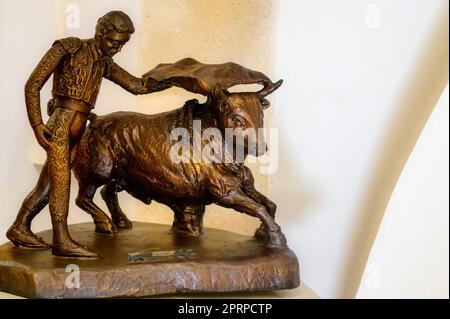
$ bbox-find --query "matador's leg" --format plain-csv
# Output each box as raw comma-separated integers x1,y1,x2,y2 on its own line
6,161,51,248
48,108,97,258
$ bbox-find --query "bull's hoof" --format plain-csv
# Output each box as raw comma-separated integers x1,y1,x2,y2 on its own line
266,230,287,250
52,242,98,258
172,224,203,237
6,225,51,249
95,221,118,234
113,216,133,229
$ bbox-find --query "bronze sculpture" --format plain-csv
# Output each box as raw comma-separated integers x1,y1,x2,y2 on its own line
0,10,300,298
6,11,171,257
72,58,286,255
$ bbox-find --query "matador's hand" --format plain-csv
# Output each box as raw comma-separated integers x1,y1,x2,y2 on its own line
33,123,51,151
146,77,173,93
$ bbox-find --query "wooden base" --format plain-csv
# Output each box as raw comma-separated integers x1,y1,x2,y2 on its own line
0,222,300,298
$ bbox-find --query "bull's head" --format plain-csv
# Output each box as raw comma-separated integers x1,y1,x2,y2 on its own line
144,58,283,159
211,79,283,159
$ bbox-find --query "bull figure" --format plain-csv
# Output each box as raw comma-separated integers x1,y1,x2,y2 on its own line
72,59,287,251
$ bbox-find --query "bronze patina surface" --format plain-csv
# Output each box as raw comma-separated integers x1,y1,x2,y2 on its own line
0,222,300,298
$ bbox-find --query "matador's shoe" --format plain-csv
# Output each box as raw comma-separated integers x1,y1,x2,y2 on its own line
6,225,51,249
52,240,99,258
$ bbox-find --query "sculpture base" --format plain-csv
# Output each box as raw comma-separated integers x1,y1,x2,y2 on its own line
0,222,300,298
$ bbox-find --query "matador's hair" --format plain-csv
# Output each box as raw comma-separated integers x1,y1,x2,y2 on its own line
95,11,135,37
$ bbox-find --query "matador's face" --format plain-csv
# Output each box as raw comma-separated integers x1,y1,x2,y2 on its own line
99,31,131,57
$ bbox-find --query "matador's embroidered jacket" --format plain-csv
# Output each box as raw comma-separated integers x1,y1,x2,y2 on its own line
25,37,151,127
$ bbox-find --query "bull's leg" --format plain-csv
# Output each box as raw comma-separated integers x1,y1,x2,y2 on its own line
244,189,276,218
171,203,205,236
244,188,277,240
215,191,286,249
100,182,132,229
191,205,206,235
240,166,277,239
76,182,118,234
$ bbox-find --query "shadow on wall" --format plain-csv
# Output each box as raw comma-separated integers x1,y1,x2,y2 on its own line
338,7,449,298
274,126,319,225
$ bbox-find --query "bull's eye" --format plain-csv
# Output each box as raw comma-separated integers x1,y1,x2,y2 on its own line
232,115,246,128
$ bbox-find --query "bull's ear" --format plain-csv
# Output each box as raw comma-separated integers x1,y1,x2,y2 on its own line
211,84,230,112
211,83,229,102
260,97,271,110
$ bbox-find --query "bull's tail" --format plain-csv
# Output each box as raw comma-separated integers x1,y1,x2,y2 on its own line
47,98,56,116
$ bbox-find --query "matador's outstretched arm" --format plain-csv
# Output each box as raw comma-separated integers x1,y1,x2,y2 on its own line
105,62,172,95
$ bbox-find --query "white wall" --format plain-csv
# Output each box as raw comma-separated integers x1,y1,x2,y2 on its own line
272,0,448,298
357,85,449,299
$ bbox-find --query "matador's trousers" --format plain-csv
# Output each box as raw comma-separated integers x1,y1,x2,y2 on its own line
12,107,88,231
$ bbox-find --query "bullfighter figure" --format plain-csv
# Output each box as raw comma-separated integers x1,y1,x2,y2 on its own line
6,11,171,257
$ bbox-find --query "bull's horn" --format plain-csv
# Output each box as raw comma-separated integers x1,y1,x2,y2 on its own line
259,79,283,97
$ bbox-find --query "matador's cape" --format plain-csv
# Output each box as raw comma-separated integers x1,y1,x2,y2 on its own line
142,58,274,95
